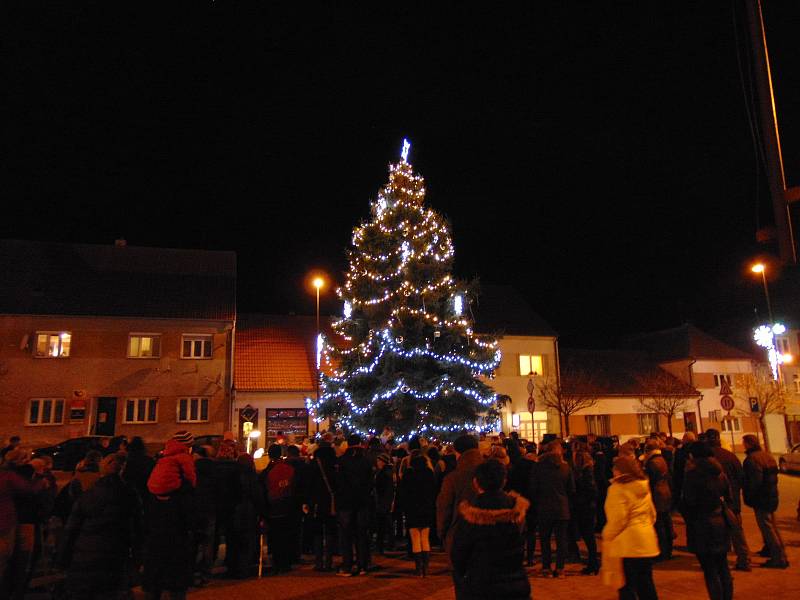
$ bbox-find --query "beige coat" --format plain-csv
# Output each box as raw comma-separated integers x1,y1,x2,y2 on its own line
601,476,659,558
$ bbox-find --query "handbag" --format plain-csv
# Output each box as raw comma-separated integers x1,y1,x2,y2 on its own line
317,458,336,516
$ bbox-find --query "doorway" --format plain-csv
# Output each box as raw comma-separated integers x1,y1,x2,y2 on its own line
684,411,698,433
95,397,117,436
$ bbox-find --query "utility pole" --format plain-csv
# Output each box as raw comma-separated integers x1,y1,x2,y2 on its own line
744,0,798,264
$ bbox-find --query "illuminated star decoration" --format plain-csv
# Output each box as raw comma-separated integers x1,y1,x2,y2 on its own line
401,138,411,162
753,323,788,380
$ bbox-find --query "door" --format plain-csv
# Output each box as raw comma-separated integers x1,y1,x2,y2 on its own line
95,397,117,436
684,411,697,432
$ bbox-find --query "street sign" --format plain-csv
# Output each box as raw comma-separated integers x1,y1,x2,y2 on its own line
749,397,760,413
720,395,735,411
719,379,733,396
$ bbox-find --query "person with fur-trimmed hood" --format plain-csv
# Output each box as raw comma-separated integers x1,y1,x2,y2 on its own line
451,460,530,600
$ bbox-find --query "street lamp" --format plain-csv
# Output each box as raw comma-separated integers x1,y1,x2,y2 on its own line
311,275,326,434
751,263,774,323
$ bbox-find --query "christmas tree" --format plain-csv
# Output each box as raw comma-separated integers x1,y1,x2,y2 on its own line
309,140,501,441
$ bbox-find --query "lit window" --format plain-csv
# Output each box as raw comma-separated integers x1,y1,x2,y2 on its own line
124,398,158,423
637,413,659,435
585,414,611,436
34,332,71,357
519,354,544,376
721,416,742,433
128,334,161,358
182,335,213,359
178,397,210,423
27,398,65,425
794,374,800,394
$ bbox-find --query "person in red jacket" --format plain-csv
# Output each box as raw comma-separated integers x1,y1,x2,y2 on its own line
147,431,197,497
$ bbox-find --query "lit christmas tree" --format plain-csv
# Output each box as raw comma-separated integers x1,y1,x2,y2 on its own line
308,140,501,440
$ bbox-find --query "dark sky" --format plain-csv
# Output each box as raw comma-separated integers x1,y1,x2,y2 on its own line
3,2,800,348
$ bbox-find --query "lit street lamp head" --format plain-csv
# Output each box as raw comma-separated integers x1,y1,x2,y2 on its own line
312,277,325,290
751,263,765,273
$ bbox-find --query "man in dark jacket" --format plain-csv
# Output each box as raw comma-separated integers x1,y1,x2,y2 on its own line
531,440,575,578
742,434,788,568
643,439,673,560
436,435,484,596
706,428,750,570
59,453,142,599
373,453,395,554
451,460,530,600
335,434,373,576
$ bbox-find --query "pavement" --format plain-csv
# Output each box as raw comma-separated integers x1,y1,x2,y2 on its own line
27,471,800,599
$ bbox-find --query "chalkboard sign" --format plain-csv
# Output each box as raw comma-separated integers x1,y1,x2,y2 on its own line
266,408,308,443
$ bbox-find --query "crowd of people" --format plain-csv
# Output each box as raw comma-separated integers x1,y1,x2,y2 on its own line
0,425,794,600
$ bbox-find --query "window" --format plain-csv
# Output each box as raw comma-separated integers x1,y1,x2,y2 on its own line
27,398,65,425
585,414,611,436
519,354,544,376
178,397,209,423
777,337,790,354
124,398,158,423
794,373,800,394
637,413,659,435
713,374,732,388
182,335,213,359
128,334,161,358
721,416,742,433
34,332,71,357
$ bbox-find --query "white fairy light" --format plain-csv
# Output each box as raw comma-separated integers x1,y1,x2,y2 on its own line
343,301,352,319
454,294,463,316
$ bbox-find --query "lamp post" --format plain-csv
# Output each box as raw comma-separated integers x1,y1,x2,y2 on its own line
751,263,774,323
312,276,325,434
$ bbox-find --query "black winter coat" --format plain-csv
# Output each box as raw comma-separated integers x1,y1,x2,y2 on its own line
399,466,436,528
374,464,395,514
573,464,598,512
306,458,337,518
336,448,373,510
531,453,574,522
711,445,744,513
680,457,732,555
644,452,672,513
451,491,531,600
743,447,779,512
60,474,142,593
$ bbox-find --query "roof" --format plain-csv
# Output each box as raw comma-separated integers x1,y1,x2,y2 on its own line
472,284,557,337
235,314,333,392
621,324,756,362
0,239,236,321
559,349,699,396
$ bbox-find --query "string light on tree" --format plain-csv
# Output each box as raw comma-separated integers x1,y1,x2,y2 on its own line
754,322,791,380
307,139,500,440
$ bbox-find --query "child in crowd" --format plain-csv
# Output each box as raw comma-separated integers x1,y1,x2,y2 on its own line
147,430,197,497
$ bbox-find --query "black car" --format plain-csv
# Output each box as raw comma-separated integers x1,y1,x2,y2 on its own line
33,435,127,471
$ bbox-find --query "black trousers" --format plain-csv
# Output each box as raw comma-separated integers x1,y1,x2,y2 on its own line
619,557,658,600
538,518,568,570
576,510,599,568
697,552,733,600
338,508,370,571
654,511,673,559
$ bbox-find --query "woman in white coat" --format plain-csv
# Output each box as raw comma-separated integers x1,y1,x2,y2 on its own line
601,454,660,600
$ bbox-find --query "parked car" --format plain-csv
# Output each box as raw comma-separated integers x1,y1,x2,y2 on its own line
778,443,800,474
33,435,126,471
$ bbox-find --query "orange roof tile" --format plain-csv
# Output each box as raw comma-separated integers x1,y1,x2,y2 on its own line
235,314,332,392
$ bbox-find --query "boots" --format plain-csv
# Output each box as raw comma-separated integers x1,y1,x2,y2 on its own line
413,553,422,576
421,551,430,577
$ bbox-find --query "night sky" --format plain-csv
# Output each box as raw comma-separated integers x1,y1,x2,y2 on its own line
4,2,800,349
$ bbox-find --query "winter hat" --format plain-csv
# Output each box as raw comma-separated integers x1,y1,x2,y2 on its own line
173,430,194,446
377,453,391,465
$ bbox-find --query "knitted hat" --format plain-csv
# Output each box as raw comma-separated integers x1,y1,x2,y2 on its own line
377,453,391,465
173,430,194,446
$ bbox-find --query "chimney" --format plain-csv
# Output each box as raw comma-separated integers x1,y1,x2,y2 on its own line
114,239,127,247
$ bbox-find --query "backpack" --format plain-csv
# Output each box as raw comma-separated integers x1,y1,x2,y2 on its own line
266,461,295,503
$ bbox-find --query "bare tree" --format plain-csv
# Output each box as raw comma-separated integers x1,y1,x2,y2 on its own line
538,371,600,437
636,369,698,438
733,371,787,453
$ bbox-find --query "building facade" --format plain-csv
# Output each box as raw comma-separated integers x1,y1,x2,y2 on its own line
232,314,320,449
0,240,236,446
473,285,559,442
